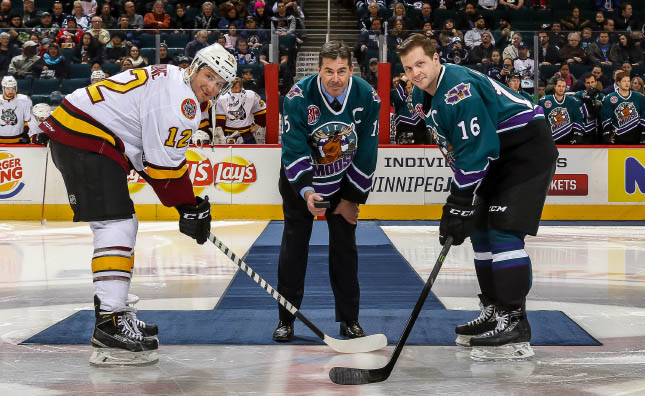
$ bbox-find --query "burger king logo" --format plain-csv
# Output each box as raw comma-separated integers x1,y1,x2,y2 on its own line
0,151,25,199
127,169,147,194
213,156,257,194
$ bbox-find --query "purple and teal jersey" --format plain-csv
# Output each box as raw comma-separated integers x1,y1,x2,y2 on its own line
538,94,584,142
600,90,645,136
281,74,381,204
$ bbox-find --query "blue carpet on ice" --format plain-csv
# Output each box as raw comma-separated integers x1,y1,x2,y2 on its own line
23,221,600,346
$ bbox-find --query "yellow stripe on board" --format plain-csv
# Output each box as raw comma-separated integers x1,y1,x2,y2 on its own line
91,256,133,273
4,204,645,221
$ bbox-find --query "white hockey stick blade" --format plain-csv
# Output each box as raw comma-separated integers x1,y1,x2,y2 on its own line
323,333,388,354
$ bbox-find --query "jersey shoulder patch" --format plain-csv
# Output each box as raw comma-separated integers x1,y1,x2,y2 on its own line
286,84,304,100
444,82,471,105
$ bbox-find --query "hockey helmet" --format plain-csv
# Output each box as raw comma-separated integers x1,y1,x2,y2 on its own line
32,103,52,122
188,43,237,97
91,70,106,83
2,75,17,96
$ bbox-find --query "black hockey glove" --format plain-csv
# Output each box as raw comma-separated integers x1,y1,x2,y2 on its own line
570,130,583,145
176,196,211,245
31,133,50,146
439,186,476,246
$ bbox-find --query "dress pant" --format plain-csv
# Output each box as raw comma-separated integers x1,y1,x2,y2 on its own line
277,168,360,323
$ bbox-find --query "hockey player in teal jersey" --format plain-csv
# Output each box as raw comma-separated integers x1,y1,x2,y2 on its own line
538,78,585,144
272,42,381,342
600,71,645,145
391,77,428,144
399,34,558,360
573,73,605,144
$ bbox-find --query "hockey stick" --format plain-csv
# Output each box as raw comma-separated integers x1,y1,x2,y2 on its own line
207,232,388,354
329,236,453,385
40,144,50,225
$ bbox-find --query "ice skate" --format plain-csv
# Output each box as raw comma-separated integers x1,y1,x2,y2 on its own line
469,307,534,361
125,294,159,338
455,294,497,347
90,296,159,366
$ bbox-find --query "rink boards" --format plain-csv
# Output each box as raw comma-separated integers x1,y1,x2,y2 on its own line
0,144,643,220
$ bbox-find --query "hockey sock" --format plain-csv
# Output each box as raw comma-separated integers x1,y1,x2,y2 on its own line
489,229,532,309
471,229,496,302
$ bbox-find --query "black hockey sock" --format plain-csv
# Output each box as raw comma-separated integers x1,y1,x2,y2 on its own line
489,230,532,309
471,229,497,302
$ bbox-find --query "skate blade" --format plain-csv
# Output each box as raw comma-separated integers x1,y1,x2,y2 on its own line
470,342,534,361
455,335,472,347
89,348,159,366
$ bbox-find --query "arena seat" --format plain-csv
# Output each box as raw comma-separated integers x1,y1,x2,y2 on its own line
61,78,90,95
101,63,121,77
68,63,92,78
162,33,189,49
17,77,32,96
31,78,60,95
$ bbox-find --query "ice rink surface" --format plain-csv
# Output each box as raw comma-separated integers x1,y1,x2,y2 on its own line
1,220,644,396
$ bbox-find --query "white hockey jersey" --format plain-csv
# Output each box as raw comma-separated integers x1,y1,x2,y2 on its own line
0,93,31,142
39,64,204,207
214,89,266,133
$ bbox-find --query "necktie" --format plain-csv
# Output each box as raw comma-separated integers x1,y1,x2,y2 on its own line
330,98,342,112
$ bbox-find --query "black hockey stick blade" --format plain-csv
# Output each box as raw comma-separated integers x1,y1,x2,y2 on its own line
329,236,454,385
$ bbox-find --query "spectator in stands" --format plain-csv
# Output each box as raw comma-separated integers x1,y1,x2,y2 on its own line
124,1,143,30
218,4,244,30
29,34,46,57
387,19,408,50
363,57,378,89
536,80,545,100
175,55,190,69
127,45,147,67
491,54,513,83
0,0,11,29
99,3,115,29
229,0,249,21
587,31,613,67
493,16,513,50
484,48,502,77
0,33,18,78
596,0,619,13
185,30,209,59
358,18,381,67
591,65,611,89
72,32,103,64
194,2,218,30
630,76,644,94
413,2,436,32
464,15,494,49
591,10,605,31
537,31,560,67
561,6,589,31
34,12,60,42
8,40,41,78
514,42,533,79
158,42,174,65
144,1,170,34
502,32,522,61
51,2,67,28
88,15,110,45
171,3,194,36
104,31,128,63
601,67,622,94
614,2,638,32
560,32,589,65
234,37,256,64
56,17,82,46
439,19,463,47
115,15,140,48
252,1,270,30
241,67,260,92
498,0,524,12
90,61,101,73
359,1,384,32
477,0,498,12
621,61,632,77
241,16,268,50
80,0,97,17
119,56,133,71
602,18,617,42
22,0,41,28
549,21,567,49
610,34,643,66
445,37,470,65
456,2,477,31
64,1,91,30
387,2,407,29
581,27,594,51
470,30,494,66
39,42,68,78
422,21,435,39
271,1,296,39
8,14,30,48
546,63,576,93
356,0,386,20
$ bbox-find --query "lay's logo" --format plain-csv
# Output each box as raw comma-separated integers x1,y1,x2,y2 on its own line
0,151,25,199
213,156,257,194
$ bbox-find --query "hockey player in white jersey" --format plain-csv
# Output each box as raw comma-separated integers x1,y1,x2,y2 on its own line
28,103,52,145
0,76,32,144
214,77,266,144
38,43,237,365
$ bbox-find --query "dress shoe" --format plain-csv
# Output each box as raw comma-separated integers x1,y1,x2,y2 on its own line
340,320,366,338
272,320,294,342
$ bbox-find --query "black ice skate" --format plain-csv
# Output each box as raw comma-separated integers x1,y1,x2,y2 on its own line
126,294,159,338
469,307,534,361
90,296,159,366
455,294,497,347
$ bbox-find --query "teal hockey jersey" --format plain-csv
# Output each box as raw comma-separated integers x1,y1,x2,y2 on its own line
281,74,381,204
538,94,584,142
573,89,604,136
391,83,421,127
410,63,551,191
600,90,645,144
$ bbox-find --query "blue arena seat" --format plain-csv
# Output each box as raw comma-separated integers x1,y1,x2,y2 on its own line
61,78,90,95
30,94,49,105
17,77,32,96
101,63,121,77
31,78,61,95
162,33,189,49
68,63,92,78
141,48,156,63
139,33,157,48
